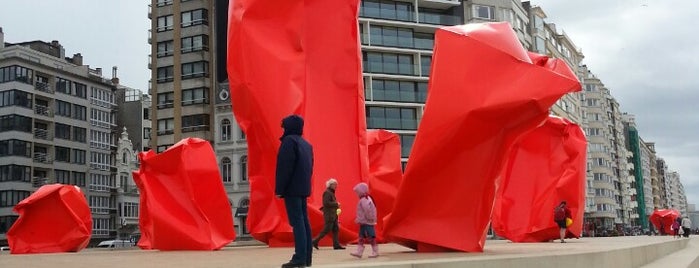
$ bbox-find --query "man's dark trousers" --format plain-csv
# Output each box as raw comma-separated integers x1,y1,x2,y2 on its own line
284,196,312,265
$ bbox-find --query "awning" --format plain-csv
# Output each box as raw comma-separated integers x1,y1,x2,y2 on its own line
235,207,248,217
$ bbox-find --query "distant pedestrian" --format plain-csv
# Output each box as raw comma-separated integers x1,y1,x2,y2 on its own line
350,182,379,258
681,216,692,238
553,201,572,243
671,220,681,238
589,221,596,237
312,178,345,250
275,115,314,268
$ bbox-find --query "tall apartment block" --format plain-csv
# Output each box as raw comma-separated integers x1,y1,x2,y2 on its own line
0,28,121,245
149,0,251,240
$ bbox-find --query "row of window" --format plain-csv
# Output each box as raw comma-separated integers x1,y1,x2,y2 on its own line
0,216,18,234
0,65,33,84
55,170,87,187
361,24,434,50
0,114,32,133
157,114,210,135
220,119,245,142
90,173,113,192
0,139,31,158
156,61,209,83
359,0,460,25
90,87,115,108
156,35,209,57
0,164,31,182
55,123,87,143
0,190,31,208
55,100,88,121
367,79,427,103
92,218,110,236
89,196,112,215
56,77,88,98
120,202,139,218
90,152,113,171
0,89,32,109
362,52,431,77
156,9,208,32
221,156,247,183
156,87,209,108
366,106,418,130
54,147,87,164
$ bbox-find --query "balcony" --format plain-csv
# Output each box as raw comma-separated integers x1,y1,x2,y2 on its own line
359,7,415,22
418,0,461,9
35,81,53,93
34,104,53,117
32,177,48,188
148,29,152,44
33,152,53,164
418,12,461,26
33,128,53,140
148,4,152,19
148,54,152,69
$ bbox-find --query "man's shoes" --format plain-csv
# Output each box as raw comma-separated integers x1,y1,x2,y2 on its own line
333,245,346,250
312,241,319,250
281,261,305,268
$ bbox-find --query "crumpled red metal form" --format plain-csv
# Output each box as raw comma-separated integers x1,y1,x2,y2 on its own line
366,130,403,242
650,209,680,235
7,184,92,254
492,116,587,242
382,22,582,252
227,0,367,246
132,138,235,250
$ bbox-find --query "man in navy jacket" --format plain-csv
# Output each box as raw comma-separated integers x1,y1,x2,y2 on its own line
276,115,314,268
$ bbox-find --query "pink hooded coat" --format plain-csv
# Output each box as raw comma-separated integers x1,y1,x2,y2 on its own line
354,183,377,225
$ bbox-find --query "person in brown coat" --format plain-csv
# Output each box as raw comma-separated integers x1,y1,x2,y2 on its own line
312,178,345,250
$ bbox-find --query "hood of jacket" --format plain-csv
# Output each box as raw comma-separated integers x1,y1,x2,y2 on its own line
353,182,369,196
281,115,304,139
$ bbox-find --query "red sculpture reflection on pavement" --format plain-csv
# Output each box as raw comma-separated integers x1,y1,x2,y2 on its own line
227,0,368,246
382,22,582,252
133,138,235,250
7,184,92,254
492,116,587,242
650,209,680,235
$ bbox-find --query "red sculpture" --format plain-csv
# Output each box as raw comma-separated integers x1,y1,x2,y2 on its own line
366,130,403,242
650,209,680,235
227,0,367,246
133,138,235,250
7,184,92,254
382,22,581,252
492,116,587,242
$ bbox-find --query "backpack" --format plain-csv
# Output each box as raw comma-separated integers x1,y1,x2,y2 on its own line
554,207,566,221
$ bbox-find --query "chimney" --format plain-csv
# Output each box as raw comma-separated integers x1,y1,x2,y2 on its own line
96,67,102,75
0,27,4,49
111,66,120,85
51,40,65,59
72,53,83,65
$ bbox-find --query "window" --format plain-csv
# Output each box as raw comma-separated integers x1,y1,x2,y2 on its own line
157,66,174,83
156,40,174,57
181,35,209,53
56,100,72,117
0,140,31,158
143,108,150,120
370,79,427,103
55,169,71,184
0,165,31,182
399,134,415,158
90,152,112,171
157,118,175,135
240,155,248,182
90,130,112,150
239,129,246,140
359,0,413,21
144,128,152,140
534,16,545,31
0,114,32,133
0,215,19,233
366,106,418,130
56,77,73,94
420,55,431,77
55,123,71,140
535,37,546,54
221,157,232,183
92,218,110,236
473,5,495,20
363,52,415,75
181,61,209,79
157,15,174,32
182,114,210,132
157,92,174,109
72,149,86,164
182,87,209,105
72,104,87,120
502,9,514,25
0,89,32,109
157,144,172,153
586,128,602,136
156,0,173,6
221,119,231,141
90,174,112,192
55,146,71,162
0,190,31,207
90,87,114,108
0,65,33,84
122,202,139,218
90,109,113,129
74,83,87,98
181,9,208,27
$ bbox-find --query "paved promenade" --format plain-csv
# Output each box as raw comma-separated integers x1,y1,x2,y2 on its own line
0,236,695,268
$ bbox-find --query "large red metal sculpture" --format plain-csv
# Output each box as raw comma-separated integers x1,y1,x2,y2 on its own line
7,184,92,254
366,130,403,242
227,0,368,246
492,116,587,242
382,22,582,252
650,209,680,235
132,138,235,250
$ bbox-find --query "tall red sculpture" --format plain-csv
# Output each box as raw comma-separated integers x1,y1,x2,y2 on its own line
227,0,368,246
133,138,235,250
366,130,403,242
7,184,92,254
492,116,587,242
382,22,581,252
650,209,680,235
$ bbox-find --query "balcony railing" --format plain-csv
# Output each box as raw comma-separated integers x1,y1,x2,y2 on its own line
34,104,53,117
32,177,48,188
33,128,52,140
33,152,53,164
418,12,461,26
35,81,53,93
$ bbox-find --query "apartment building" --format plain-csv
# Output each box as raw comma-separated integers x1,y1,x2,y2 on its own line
116,86,151,152
0,28,120,244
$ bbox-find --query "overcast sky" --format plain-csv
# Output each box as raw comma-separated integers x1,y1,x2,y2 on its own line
1,1,697,205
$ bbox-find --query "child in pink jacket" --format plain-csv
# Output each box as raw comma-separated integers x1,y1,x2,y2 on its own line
350,182,378,258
